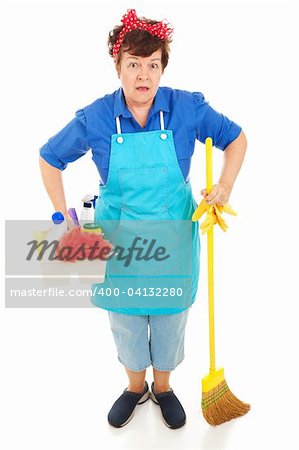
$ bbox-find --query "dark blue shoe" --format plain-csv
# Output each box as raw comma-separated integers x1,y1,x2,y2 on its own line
150,382,186,429
108,381,150,428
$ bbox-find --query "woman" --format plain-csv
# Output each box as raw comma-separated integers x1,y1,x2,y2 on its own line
39,9,247,429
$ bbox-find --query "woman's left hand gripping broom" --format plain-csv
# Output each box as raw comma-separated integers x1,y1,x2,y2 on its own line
192,196,237,234
192,137,250,426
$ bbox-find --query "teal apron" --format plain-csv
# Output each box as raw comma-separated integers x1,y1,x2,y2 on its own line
92,111,200,315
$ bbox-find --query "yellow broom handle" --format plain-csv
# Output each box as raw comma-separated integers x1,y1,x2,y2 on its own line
206,137,216,373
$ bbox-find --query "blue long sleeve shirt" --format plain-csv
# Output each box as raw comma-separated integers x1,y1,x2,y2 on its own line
39,86,242,184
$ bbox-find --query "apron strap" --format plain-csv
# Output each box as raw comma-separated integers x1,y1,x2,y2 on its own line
115,111,165,133
116,116,122,135
159,111,165,130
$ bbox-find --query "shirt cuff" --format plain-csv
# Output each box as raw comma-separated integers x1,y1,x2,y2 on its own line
39,142,68,170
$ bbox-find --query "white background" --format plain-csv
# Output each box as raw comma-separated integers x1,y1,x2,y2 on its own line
1,0,299,449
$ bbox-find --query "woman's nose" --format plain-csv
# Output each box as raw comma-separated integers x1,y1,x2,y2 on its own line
137,66,149,79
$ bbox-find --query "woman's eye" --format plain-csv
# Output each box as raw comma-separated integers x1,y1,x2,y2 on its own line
128,62,159,69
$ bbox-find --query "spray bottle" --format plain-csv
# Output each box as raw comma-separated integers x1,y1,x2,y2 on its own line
46,212,68,243
80,194,95,223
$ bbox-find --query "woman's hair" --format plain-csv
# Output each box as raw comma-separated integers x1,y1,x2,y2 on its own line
108,17,172,72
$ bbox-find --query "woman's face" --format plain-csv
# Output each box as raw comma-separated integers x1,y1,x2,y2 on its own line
116,49,163,107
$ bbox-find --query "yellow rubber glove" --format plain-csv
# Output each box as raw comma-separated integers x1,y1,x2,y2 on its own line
191,198,237,233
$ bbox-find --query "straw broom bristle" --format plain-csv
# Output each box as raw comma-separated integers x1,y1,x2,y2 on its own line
201,379,251,426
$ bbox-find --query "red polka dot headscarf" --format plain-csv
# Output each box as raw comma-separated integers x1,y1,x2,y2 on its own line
113,9,174,59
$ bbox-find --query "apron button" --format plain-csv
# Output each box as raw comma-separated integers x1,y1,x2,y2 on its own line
117,136,124,144
160,133,167,140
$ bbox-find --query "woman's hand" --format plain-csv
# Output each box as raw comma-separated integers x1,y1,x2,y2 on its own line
200,182,233,206
64,212,77,230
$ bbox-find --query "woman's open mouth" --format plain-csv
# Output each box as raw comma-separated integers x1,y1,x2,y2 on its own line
136,87,149,92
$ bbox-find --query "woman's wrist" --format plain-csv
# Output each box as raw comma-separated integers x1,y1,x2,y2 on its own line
53,206,68,216
217,180,234,192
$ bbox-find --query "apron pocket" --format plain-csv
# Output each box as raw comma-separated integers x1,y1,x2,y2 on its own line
119,166,168,219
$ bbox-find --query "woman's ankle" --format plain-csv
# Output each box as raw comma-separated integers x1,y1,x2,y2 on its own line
125,367,146,393
153,383,171,394
127,382,146,393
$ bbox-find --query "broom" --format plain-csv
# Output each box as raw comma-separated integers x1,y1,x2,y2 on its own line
192,137,250,426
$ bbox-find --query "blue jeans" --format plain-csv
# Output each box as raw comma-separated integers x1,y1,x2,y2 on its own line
108,309,189,372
